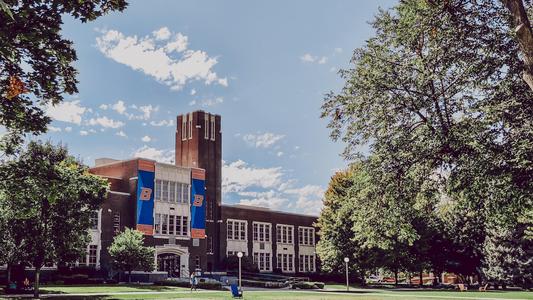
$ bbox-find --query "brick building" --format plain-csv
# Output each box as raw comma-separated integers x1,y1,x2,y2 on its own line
86,111,319,278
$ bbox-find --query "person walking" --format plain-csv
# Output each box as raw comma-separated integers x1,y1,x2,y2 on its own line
190,273,197,291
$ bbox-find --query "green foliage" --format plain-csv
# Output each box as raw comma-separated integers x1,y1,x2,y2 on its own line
0,0,127,153
0,141,109,295
108,228,155,282
320,0,533,288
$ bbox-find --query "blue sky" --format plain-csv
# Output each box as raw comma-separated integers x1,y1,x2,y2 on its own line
42,0,397,215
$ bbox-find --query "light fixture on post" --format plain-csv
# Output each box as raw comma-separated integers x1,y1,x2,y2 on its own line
237,252,243,290
344,257,350,291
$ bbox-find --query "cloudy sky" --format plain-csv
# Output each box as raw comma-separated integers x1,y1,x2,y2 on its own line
41,0,396,215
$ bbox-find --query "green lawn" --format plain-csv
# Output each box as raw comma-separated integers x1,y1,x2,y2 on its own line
7,284,531,300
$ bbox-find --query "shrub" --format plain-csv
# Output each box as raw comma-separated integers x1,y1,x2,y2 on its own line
292,281,324,289
197,281,223,290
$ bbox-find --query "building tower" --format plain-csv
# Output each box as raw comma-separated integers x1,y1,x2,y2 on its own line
175,111,222,271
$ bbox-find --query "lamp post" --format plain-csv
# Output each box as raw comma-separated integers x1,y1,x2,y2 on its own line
237,252,243,290
344,257,350,291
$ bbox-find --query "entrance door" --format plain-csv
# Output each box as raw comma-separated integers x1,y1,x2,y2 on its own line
157,254,181,278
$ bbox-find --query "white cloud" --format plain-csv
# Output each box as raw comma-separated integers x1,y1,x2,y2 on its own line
276,151,284,157
222,160,284,193
64,127,72,132
189,97,223,107
300,53,327,65
96,28,227,91
87,116,124,128
238,191,289,211
300,53,316,63
99,104,109,110
48,126,61,132
242,132,285,148
133,146,174,163
46,100,86,125
285,185,325,215
80,130,89,136
334,47,343,53
137,105,158,120
153,27,171,40
150,119,174,127
116,130,127,137
141,135,152,142
190,89,196,95
223,159,325,215
111,100,127,115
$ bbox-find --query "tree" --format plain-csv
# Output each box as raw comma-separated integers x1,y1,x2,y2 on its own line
321,0,533,286
500,0,533,91
0,0,127,153
316,167,382,284
108,228,155,283
0,141,109,297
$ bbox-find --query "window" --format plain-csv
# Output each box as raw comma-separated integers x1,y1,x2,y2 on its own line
155,214,188,236
195,256,200,269
182,216,188,235
299,254,315,273
161,214,168,234
253,252,271,271
227,220,247,241
88,245,98,267
113,212,121,234
155,180,189,203
204,115,209,139
207,236,213,254
210,115,215,141
169,215,175,235
181,115,187,140
278,254,294,272
89,211,98,230
188,113,193,139
253,222,271,242
298,227,315,246
276,224,294,244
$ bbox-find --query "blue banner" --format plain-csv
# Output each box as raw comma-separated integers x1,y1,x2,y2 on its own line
136,169,155,235
190,177,206,239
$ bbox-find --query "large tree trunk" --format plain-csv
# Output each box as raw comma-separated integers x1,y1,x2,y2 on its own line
33,268,40,299
419,271,423,287
128,270,132,283
394,269,399,286
501,0,533,91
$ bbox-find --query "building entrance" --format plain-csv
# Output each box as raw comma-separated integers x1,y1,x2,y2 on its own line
157,254,180,278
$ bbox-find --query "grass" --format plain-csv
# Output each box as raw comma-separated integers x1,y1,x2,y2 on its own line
4,284,531,300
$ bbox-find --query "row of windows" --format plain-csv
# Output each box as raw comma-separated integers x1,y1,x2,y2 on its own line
277,254,295,272
298,227,315,246
154,214,189,236
204,114,216,141
78,245,98,267
181,113,216,141
298,255,316,273
227,252,314,273
155,179,190,203
228,221,315,245
253,223,271,242
227,220,247,240
253,252,272,271
276,225,294,244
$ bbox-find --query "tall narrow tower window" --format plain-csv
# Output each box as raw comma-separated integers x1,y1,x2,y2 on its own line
210,115,215,141
188,113,193,139
204,113,209,140
181,115,187,141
